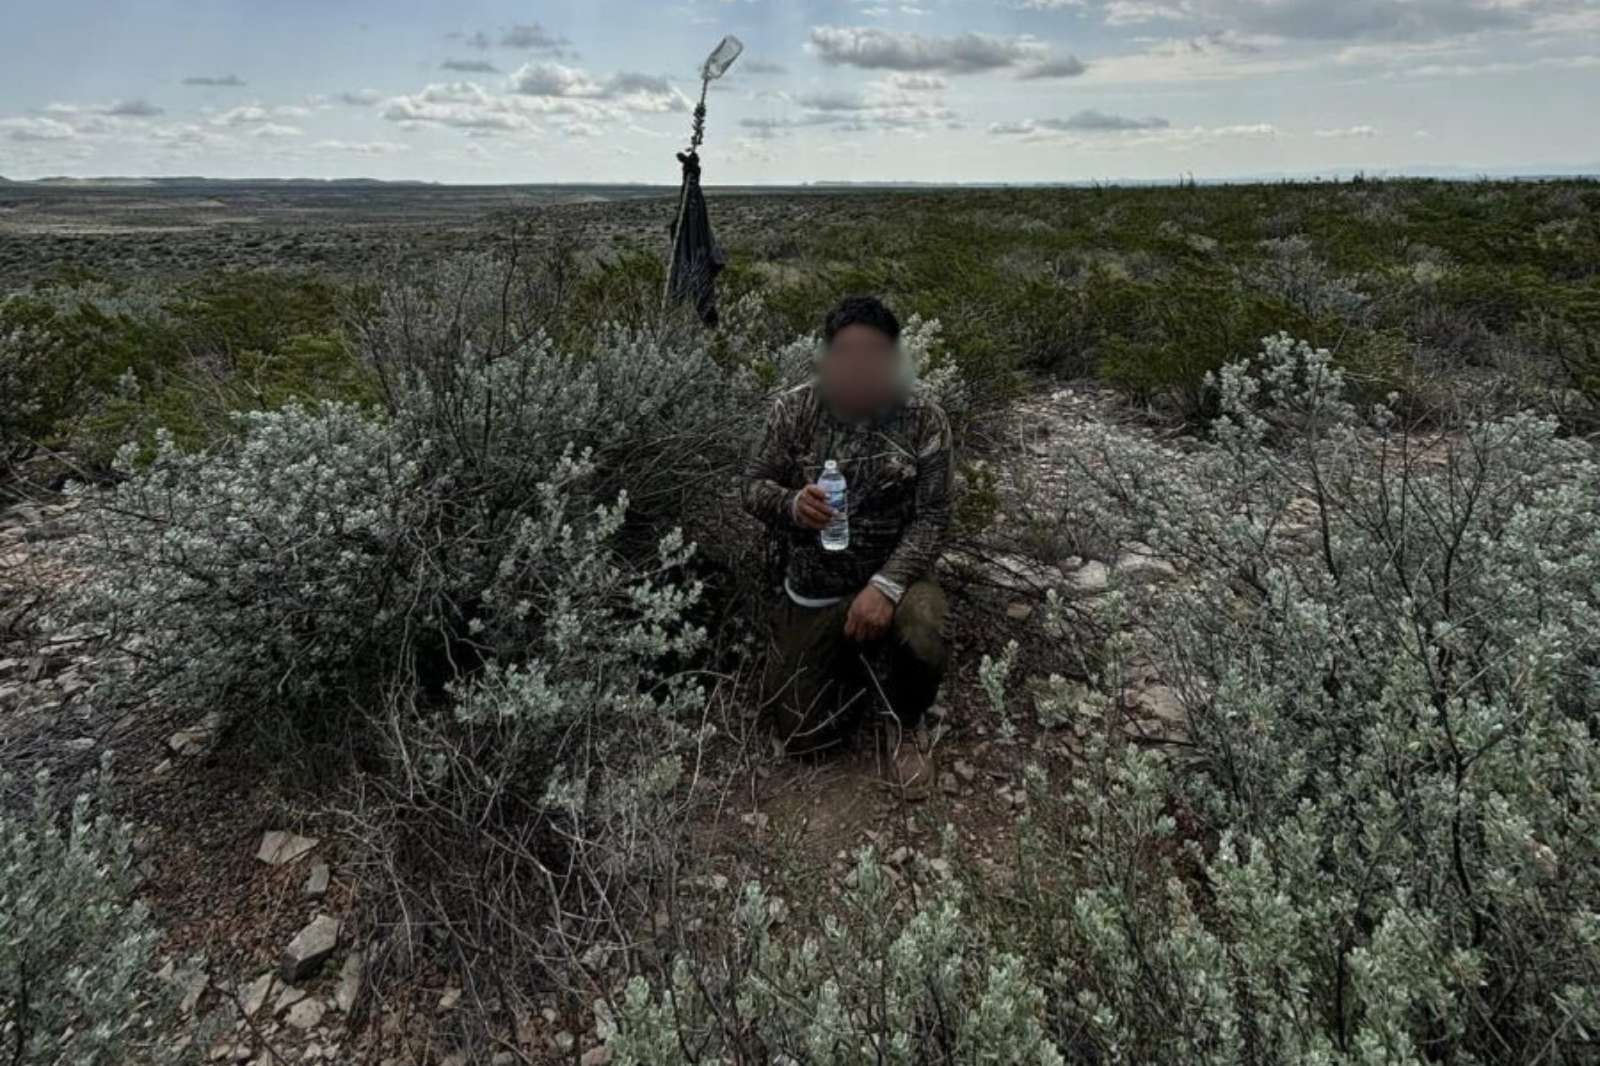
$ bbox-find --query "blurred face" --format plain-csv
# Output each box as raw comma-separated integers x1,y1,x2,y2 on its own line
818,324,901,418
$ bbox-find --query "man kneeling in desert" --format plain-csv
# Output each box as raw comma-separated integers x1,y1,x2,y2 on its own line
741,296,952,793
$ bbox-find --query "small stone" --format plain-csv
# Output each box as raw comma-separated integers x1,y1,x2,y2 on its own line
740,810,769,831
1137,685,1184,725
554,1032,576,1053
928,857,952,878
63,737,96,753
242,973,276,1018
954,760,977,783
180,970,210,1014
939,772,959,796
1069,560,1111,595
887,846,911,866
280,915,339,983
168,729,208,757
493,1054,516,1066
304,862,330,898
257,830,319,866
284,998,326,1030
1114,548,1177,583
438,987,461,1012
334,953,363,1013
581,1048,612,1066
272,984,306,1017
1005,602,1033,621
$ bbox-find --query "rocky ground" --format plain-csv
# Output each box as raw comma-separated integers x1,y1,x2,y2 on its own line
0,381,1192,1065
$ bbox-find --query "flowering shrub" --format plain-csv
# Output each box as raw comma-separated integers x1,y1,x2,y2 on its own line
0,769,194,1065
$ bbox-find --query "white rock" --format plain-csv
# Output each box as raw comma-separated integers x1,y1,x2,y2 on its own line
241,973,276,1018
304,862,330,897
257,830,319,866
1068,560,1110,595
272,984,306,1017
334,953,363,1013
179,970,209,1014
1114,546,1177,582
284,997,326,1030
280,915,339,982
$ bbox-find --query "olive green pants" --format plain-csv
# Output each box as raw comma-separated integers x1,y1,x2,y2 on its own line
763,580,948,754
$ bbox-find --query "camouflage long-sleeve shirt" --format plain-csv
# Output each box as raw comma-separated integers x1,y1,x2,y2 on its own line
741,382,953,605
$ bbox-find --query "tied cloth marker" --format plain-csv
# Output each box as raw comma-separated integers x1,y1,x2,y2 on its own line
665,34,743,326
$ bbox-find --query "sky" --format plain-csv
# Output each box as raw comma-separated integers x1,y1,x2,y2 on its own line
1,0,1597,184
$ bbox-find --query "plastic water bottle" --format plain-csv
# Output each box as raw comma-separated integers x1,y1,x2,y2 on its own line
819,460,849,551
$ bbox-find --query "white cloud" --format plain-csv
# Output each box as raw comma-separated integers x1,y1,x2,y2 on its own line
1019,55,1090,79
312,139,409,155
989,110,1172,137
510,62,604,97
499,23,569,51
0,117,75,142
104,99,165,118
808,25,1052,74
212,104,311,128
1058,0,1566,42
1314,125,1378,138
509,63,686,113
887,72,948,91
382,82,545,133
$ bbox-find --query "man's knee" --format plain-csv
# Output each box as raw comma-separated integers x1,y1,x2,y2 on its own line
892,580,948,673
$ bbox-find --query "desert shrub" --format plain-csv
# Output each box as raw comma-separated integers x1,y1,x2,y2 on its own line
0,768,196,1065
610,849,1063,1065
1251,236,1373,325
52,252,750,743
0,274,371,477
0,318,65,476
55,403,427,743
1097,272,1314,419
48,250,771,1053
1031,335,1600,1062
615,335,1600,1064
343,453,713,1049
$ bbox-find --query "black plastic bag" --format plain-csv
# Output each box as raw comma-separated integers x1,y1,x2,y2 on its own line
667,150,724,327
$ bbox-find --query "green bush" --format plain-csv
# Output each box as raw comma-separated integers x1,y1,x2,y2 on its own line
612,849,1063,1065
0,770,195,1065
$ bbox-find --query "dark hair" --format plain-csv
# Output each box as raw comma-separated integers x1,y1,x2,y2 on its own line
823,295,901,345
